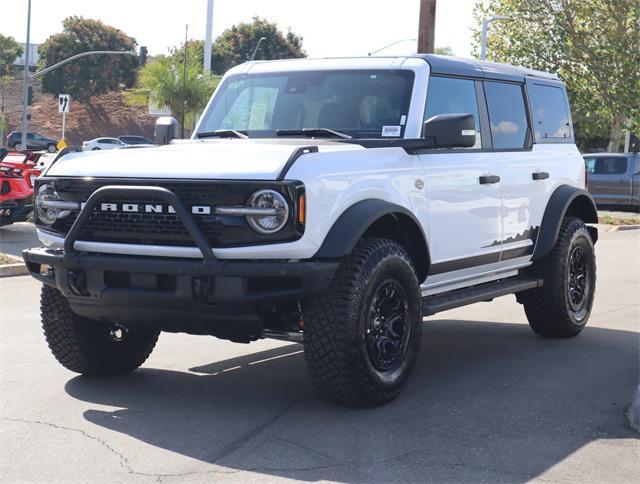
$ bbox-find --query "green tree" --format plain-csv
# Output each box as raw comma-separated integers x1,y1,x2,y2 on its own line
209,17,306,74
472,0,640,152
39,17,138,103
0,34,23,75
434,46,454,56
0,35,22,145
125,44,220,134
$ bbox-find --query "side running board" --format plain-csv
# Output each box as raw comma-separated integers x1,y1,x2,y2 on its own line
422,276,542,316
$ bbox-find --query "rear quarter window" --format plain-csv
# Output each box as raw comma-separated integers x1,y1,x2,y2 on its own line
529,83,572,142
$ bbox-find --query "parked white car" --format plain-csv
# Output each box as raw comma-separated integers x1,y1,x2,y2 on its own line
82,137,127,151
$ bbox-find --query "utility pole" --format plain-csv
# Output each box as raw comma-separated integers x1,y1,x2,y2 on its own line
417,0,436,54
20,0,32,150
204,0,214,73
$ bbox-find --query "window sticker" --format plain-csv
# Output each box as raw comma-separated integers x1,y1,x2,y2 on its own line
382,125,402,137
248,102,267,130
400,115,407,126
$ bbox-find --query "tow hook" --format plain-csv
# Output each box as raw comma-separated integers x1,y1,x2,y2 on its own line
108,324,128,342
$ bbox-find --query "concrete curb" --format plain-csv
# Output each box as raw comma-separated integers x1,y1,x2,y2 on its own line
0,259,28,278
629,384,640,433
609,225,640,232
595,224,640,232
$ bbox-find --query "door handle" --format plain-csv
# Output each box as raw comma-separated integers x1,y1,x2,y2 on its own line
479,175,500,185
532,171,549,180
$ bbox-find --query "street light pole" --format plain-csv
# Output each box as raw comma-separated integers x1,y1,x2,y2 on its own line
480,15,510,61
20,0,32,150
204,0,214,73
368,39,417,57
250,37,266,61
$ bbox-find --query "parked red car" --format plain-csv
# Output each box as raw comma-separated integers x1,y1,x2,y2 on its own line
0,150,42,227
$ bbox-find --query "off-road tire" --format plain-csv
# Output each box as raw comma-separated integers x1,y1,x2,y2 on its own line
303,237,422,406
41,285,159,376
519,217,596,338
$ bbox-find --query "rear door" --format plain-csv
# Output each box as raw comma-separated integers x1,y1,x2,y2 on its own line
483,80,540,263
585,156,630,205
418,75,503,288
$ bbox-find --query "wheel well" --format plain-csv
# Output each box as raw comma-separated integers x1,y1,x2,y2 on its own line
362,213,429,282
565,194,598,224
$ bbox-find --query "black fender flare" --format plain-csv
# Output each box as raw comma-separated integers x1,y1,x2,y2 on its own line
314,199,430,280
533,185,598,261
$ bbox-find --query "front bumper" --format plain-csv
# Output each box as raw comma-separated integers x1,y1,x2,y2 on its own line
24,247,337,338
24,184,338,341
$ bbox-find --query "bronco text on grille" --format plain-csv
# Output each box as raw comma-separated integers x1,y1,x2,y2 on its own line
42,178,305,247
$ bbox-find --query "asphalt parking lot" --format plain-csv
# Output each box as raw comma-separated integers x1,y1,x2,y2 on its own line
1,229,638,483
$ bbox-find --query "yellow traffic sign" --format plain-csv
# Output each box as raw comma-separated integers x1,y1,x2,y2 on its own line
57,139,68,151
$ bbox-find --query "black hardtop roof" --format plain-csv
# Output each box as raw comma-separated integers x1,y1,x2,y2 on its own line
413,54,560,83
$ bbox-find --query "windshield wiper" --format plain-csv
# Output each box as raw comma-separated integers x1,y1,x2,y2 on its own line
196,130,249,139
275,128,352,139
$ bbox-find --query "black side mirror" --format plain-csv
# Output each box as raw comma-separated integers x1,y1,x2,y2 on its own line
423,113,476,149
154,116,181,145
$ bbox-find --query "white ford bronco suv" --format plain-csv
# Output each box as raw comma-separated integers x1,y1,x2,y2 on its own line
24,55,598,406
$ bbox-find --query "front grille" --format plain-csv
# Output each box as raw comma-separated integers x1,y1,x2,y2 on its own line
46,178,303,248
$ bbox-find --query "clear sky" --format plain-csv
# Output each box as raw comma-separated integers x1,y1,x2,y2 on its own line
2,0,478,59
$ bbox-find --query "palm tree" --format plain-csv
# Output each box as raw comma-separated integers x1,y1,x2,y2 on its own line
126,46,220,135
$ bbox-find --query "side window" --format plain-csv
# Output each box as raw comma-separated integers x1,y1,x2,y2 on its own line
424,76,481,149
584,157,596,174
529,84,571,141
592,157,628,175
483,81,529,150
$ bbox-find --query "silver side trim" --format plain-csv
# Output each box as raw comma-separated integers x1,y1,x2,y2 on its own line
421,256,532,296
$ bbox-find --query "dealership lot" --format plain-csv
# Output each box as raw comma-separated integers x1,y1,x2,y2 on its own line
1,228,638,482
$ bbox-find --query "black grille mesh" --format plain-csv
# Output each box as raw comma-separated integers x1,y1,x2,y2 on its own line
47,178,302,247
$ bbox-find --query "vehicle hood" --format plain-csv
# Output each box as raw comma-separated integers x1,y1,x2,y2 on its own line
46,139,364,180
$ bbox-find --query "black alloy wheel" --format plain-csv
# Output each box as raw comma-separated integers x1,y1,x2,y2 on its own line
365,279,411,372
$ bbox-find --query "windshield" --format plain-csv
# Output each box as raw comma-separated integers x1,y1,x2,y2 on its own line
197,70,414,139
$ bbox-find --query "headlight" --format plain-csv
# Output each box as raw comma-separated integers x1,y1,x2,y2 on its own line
246,189,289,234
35,183,73,225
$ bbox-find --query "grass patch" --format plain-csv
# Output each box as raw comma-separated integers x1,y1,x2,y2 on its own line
598,214,640,226
0,253,18,265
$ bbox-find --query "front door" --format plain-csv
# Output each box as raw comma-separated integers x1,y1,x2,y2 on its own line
418,76,502,290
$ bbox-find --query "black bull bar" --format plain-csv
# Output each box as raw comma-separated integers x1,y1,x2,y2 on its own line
22,185,338,331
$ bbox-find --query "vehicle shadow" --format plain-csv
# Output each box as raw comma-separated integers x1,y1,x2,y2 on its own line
65,320,639,482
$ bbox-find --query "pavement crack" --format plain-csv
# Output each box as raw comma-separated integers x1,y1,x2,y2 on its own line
0,417,581,482
2,417,134,474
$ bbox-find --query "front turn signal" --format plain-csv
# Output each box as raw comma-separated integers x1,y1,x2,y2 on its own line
298,194,306,225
